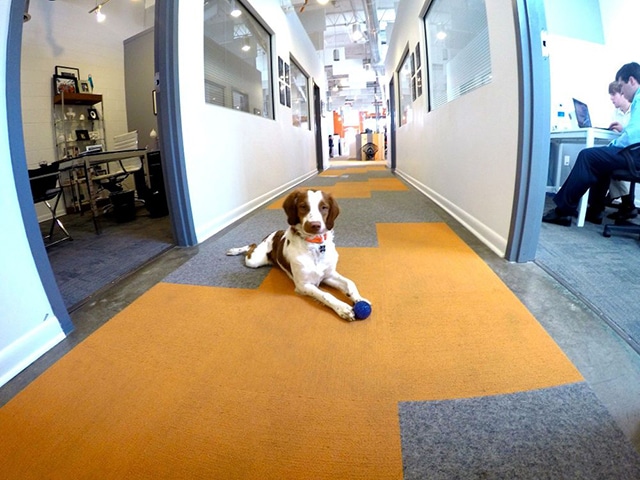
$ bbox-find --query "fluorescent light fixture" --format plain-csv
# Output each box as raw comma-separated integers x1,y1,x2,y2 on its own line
436,30,447,40
241,37,250,52
317,0,330,4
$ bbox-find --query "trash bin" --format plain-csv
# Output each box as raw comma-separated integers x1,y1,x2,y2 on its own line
110,190,136,223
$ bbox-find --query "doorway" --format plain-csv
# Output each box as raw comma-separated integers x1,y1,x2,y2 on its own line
388,77,397,170
11,0,181,312
313,82,324,171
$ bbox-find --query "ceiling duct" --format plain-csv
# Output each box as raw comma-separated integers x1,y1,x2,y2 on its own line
363,0,380,65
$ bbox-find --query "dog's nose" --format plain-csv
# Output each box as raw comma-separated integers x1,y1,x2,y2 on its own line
308,221,322,233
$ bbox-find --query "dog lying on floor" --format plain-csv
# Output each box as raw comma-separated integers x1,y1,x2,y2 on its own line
226,189,371,321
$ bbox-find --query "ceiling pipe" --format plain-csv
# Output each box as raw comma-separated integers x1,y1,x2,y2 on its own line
363,0,381,65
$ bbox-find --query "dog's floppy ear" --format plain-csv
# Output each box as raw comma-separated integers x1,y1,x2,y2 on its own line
323,192,340,230
283,190,303,226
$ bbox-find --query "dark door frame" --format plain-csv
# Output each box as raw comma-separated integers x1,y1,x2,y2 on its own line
506,0,549,262
313,82,324,171
388,76,397,170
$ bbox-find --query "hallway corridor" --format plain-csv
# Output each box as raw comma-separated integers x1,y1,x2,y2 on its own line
2,164,640,478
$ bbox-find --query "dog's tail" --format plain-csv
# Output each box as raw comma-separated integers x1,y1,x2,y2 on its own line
226,245,254,256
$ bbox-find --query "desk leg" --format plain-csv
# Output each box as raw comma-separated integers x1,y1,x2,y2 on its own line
84,160,102,234
576,188,589,227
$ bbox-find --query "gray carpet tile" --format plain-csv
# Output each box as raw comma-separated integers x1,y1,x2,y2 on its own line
399,382,640,479
536,206,640,352
45,209,173,309
164,209,283,289
164,172,445,286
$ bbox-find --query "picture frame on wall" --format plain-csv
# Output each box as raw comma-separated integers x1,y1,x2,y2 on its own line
75,129,90,141
80,80,91,93
55,65,80,79
53,75,78,95
415,43,421,69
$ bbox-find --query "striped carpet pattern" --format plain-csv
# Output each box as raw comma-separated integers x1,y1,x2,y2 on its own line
1,165,639,479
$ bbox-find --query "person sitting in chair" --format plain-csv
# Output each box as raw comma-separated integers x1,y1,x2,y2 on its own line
605,80,637,220
543,62,640,226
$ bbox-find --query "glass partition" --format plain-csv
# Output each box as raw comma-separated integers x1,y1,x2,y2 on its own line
424,0,492,110
203,0,273,118
290,59,309,129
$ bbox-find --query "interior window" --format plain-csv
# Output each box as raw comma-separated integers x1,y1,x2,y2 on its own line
203,0,273,119
289,59,309,129
424,0,492,110
397,51,413,126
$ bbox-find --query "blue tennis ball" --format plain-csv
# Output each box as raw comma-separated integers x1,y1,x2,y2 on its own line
353,301,372,320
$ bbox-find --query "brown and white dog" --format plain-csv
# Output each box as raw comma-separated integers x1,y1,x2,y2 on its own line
226,189,370,321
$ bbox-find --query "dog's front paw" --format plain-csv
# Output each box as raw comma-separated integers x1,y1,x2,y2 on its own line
335,304,357,322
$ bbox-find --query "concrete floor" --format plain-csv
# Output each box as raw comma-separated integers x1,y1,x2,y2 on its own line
2,168,640,455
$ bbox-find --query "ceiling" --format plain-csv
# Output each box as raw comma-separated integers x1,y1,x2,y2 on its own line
29,0,395,114
283,0,398,113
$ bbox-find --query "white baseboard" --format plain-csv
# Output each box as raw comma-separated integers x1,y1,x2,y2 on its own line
0,317,66,388
396,169,508,258
195,170,317,243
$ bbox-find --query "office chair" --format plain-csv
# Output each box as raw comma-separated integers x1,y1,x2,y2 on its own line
603,142,640,238
28,163,72,247
91,131,144,215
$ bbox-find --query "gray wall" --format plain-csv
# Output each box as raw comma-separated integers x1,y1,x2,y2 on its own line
124,27,158,151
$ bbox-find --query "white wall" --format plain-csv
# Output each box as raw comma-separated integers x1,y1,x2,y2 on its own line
20,1,149,168
385,0,520,256
178,1,326,243
0,3,65,388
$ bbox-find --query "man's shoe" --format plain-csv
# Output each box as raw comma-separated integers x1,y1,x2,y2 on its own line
606,207,638,221
542,209,571,226
585,209,604,225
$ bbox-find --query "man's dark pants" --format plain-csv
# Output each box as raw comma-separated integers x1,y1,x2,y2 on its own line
553,145,631,216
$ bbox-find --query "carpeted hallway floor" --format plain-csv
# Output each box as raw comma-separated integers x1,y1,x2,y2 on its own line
2,165,640,479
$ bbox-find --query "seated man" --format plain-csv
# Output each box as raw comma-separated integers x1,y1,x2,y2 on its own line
543,62,640,226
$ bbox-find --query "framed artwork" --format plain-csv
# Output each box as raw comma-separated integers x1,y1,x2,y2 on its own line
55,65,80,79
75,129,90,141
410,52,415,77
53,75,78,95
278,57,284,82
80,80,91,93
417,70,423,97
415,43,421,69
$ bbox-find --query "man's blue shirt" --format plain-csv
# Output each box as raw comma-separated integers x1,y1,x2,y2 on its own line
612,89,640,147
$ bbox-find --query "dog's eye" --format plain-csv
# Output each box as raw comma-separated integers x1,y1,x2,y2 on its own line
320,204,329,212
298,203,309,212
